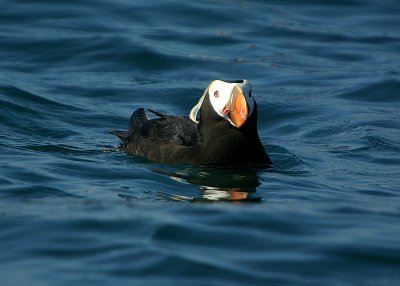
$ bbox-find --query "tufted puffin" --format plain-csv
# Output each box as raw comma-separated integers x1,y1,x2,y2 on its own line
111,79,271,165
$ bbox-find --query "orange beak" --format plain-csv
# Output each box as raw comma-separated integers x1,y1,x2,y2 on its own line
229,89,248,128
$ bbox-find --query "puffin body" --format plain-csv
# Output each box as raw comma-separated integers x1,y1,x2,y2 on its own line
111,80,271,165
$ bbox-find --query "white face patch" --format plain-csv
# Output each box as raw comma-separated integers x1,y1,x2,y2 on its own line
208,80,254,126
189,79,255,126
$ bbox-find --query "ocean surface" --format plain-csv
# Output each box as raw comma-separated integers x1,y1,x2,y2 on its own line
1,0,400,285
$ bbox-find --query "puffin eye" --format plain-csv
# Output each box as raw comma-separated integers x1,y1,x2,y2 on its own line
214,90,219,98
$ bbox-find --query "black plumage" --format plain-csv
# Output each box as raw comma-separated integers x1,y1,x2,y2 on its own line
111,80,271,165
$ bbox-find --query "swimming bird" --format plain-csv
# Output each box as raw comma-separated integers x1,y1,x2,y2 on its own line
111,79,271,165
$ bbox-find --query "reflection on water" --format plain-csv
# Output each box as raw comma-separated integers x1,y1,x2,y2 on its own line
198,186,261,202
152,165,264,202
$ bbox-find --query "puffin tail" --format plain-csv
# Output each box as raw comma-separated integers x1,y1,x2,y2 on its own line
109,130,128,141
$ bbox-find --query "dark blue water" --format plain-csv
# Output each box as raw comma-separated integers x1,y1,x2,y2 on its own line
1,0,400,285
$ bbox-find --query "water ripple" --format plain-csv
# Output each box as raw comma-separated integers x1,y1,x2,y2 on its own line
1,1,400,285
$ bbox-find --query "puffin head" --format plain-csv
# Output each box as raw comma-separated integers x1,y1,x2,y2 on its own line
189,79,255,128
